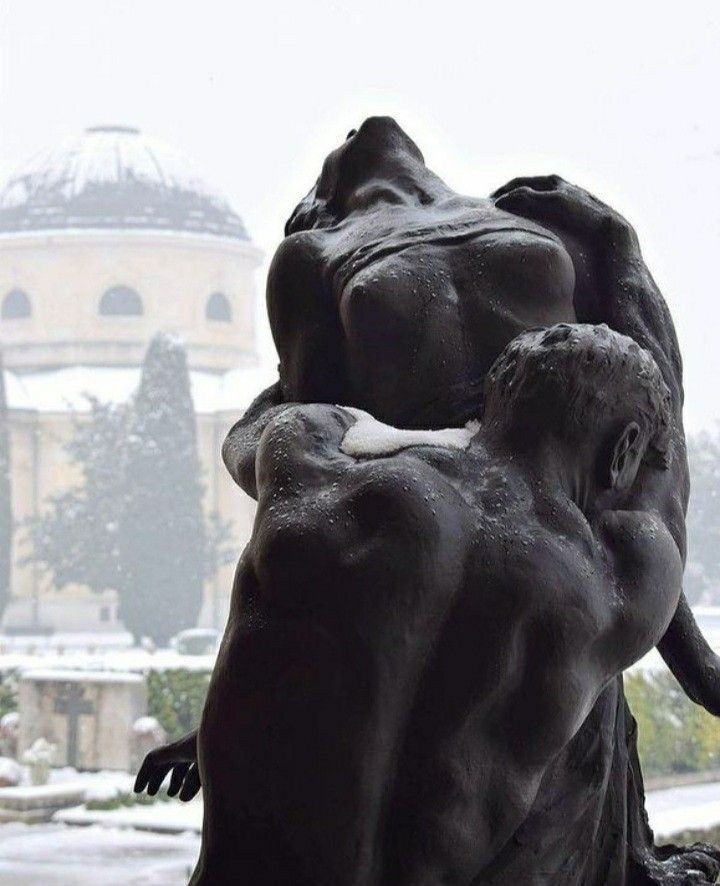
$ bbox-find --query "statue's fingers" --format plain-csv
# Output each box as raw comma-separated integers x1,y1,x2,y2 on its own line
494,186,602,237
494,186,564,217
179,763,202,802
679,848,720,874
167,762,192,797
493,176,627,241
134,753,159,793
491,174,564,199
147,763,172,796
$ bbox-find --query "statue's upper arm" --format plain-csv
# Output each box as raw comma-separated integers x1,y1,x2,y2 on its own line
596,510,683,672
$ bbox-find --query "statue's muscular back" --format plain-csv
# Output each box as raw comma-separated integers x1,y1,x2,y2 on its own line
378,445,674,884
195,405,680,886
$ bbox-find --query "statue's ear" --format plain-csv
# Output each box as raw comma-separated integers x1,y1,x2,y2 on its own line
609,421,643,491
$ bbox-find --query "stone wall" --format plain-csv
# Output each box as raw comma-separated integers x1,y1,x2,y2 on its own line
18,670,147,771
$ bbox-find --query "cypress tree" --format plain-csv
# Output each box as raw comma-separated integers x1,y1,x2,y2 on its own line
0,352,11,618
117,334,206,644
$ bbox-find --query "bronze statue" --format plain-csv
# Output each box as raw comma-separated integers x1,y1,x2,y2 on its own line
136,118,720,884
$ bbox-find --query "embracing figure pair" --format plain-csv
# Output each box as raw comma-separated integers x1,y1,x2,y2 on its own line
137,118,720,884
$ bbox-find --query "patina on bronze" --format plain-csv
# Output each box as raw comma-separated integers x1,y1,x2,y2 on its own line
136,118,720,884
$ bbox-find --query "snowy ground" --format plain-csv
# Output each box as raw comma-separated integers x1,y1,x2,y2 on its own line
646,780,720,838
0,782,718,884
0,822,200,885
56,797,202,833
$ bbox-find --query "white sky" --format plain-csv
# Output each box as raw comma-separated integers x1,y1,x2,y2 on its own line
0,0,718,432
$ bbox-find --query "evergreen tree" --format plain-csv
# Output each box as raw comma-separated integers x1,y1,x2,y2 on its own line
24,398,128,594
686,428,720,603
25,336,232,643
0,353,12,617
117,334,206,644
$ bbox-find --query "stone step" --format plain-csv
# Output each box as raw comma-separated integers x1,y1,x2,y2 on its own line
0,782,87,823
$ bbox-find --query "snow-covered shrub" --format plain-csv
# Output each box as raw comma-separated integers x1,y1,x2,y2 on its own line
133,716,165,739
172,628,219,656
131,715,167,771
22,737,56,785
147,668,210,742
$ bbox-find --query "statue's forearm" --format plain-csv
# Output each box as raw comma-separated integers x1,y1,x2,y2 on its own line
658,595,720,716
173,728,198,755
601,236,683,408
574,217,720,711
597,234,720,712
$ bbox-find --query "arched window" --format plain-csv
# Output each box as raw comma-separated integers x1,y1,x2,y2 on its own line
206,292,232,322
2,289,32,320
99,285,143,316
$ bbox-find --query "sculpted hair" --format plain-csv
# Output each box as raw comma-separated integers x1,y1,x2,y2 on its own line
484,323,672,468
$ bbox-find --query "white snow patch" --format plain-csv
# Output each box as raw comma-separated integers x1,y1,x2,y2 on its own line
49,767,133,794
340,408,480,458
0,821,200,885
55,797,203,834
0,757,23,786
646,781,720,837
132,717,163,736
0,646,215,675
2,362,275,415
0,782,84,800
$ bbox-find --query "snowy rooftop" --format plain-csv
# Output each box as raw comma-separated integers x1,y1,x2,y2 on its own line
0,646,215,675
2,362,276,415
0,126,249,241
21,669,144,684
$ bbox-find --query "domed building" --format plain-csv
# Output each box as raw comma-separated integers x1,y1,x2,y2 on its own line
0,126,268,636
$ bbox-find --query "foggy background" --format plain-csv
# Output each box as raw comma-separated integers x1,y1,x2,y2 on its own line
1,0,718,431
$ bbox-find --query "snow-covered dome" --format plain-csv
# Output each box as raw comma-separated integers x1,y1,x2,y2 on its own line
0,125,248,240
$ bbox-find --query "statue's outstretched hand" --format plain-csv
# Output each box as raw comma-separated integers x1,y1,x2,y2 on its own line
134,728,200,802
492,175,639,257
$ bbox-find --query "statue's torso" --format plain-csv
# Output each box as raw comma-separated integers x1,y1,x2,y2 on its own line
271,198,577,427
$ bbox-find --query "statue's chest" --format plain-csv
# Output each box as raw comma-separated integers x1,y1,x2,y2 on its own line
339,230,575,367
332,224,576,426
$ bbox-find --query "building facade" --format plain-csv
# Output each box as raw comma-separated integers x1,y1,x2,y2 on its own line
0,125,268,635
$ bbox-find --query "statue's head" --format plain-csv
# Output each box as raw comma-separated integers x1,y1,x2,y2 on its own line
483,323,672,497
285,117,448,235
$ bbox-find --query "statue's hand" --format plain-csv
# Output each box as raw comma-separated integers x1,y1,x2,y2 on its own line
635,843,720,884
492,175,639,257
134,728,200,802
